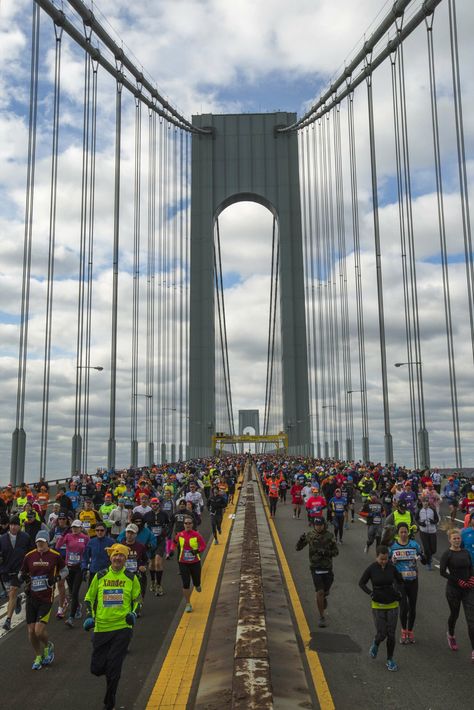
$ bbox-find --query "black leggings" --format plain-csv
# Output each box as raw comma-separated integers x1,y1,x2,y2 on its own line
373,607,398,660
211,512,223,539
399,578,418,631
446,584,474,649
179,561,201,590
419,531,437,563
333,516,344,541
269,497,278,516
91,628,132,710
66,565,82,617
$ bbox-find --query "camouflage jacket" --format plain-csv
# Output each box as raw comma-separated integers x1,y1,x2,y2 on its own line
296,528,339,570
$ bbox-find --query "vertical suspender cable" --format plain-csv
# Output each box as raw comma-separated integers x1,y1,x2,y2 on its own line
426,12,462,466
72,26,92,474
107,61,123,471
12,2,40,486
347,92,369,462
333,106,353,461
300,130,314,452
390,52,418,467
311,127,322,457
178,129,185,460
317,121,328,457
366,67,393,465
448,0,474,364
82,59,98,476
130,96,142,468
171,128,179,461
39,21,62,480
263,218,277,436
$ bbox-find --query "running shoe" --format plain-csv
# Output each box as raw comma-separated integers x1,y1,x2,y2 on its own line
42,641,55,666
149,581,156,593
15,596,22,615
185,603,193,613
195,585,202,593
386,658,399,672
214,538,219,545
65,617,74,628
447,633,458,651
2,618,11,632
406,630,415,644
399,629,408,644
369,642,378,659
317,617,326,628
32,655,43,670
155,584,164,597
74,604,82,620
56,606,65,619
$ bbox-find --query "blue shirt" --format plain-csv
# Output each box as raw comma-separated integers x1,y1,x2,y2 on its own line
66,490,80,510
389,540,421,581
81,535,115,574
461,527,474,565
329,495,347,516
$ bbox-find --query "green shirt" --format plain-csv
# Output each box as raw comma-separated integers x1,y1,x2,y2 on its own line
99,503,117,528
85,566,141,632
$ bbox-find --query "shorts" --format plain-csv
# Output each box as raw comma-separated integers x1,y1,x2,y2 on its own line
1,572,20,590
179,561,201,590
26,596,52,625
155,540,166,558
311,569,334,594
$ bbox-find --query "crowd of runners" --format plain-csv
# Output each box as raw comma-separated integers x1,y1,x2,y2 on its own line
0,458,240,709
258,457,474,672
1,454,473,707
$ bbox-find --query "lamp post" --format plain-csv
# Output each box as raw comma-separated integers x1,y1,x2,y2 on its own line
71,365,103,474
394,361,430,469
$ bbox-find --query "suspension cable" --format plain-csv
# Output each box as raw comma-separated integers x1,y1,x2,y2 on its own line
425,12,462,466
39,20,63,480
130,96,142,467
214,219,235,436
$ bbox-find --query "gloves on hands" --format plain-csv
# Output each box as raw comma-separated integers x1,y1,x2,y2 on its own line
125,612,137,627
83,616,95,631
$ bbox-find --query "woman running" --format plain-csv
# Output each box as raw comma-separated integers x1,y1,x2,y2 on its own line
290,479,304,519
389,522,423,644
439,527,474,660
359,545,403,672
175,516,206,613
56,520,90,628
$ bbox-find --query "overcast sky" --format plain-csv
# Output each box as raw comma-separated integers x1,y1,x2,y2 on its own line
0,0,473,482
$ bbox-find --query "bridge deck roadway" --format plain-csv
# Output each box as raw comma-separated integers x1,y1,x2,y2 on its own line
0,471,472,710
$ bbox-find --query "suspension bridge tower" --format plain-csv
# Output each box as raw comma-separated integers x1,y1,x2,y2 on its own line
188,112,311,458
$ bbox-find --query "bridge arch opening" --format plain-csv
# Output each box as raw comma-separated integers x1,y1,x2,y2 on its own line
214,199,282,440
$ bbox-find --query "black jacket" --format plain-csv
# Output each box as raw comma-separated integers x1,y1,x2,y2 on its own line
0,530,33,574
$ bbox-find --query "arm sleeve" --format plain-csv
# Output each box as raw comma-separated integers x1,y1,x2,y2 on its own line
84,573,98,611
439,551,453,581
358,567,372,595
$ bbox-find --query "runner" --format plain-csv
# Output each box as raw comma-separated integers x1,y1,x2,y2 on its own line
268,475,280,518
359,544,403,672
56,519,90,627
329,488,347,544
81,522,114,587
108,498,129,539
389,522,423,644
19,530,68,669
461,512,474,563
439,527,474,659
296,517,339,628
79,498,103,538
207,486,227,544
147,499,170,596
290,478,304,519
443,476,460,524
0,515,32,631
415,496,439,570
83,543,142,710
175,515,206,613
305,485,327,526
117,523,149,601
362,493,384,554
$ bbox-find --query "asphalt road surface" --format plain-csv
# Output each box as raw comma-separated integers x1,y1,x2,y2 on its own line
272,499,472,710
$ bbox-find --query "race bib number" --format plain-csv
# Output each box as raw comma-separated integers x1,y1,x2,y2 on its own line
67,551,81,566
31,575,48,591
125,558,138,572
314,569,329,575
183,550,196,562
103,588,124,607
401,570,417,581
82,521,90,529
152,526,162,537
102,514,109,521
373,516,381,525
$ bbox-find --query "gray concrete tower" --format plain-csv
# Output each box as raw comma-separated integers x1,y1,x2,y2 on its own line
188,112,310,458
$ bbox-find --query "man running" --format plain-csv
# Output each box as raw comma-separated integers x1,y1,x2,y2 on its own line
20,530,68,669
296,517,339,628
84,543,142,710
0,515,32,631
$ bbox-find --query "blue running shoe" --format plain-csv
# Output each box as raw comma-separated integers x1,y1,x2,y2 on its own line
386,658,399,672
369,642,378,659
32,655,43,670
42,641,55,666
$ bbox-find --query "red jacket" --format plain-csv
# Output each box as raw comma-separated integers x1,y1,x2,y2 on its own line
175,529,206,564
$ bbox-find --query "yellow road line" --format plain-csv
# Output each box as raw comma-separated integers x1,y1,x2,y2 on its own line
258,477,335,710
146,481,242,710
